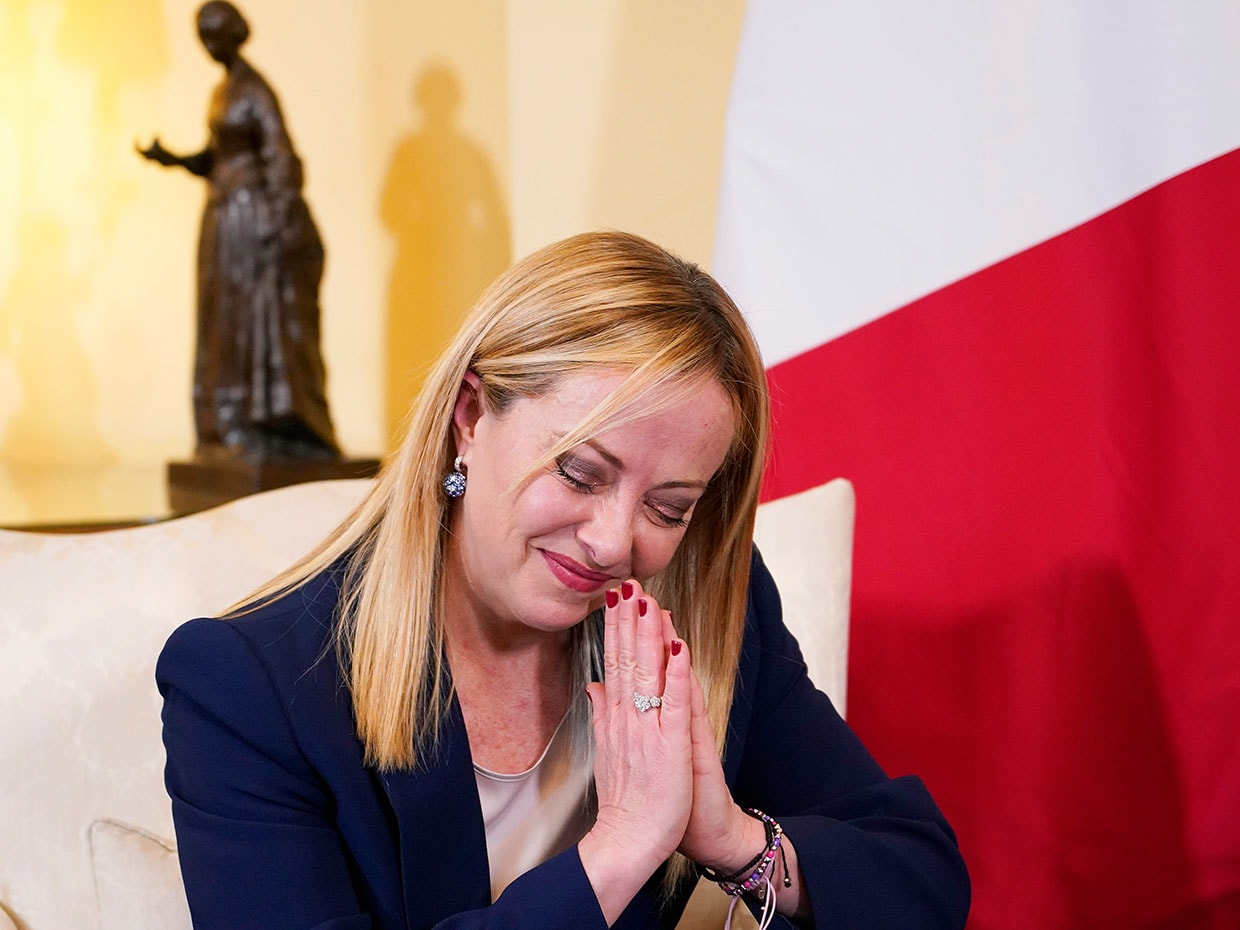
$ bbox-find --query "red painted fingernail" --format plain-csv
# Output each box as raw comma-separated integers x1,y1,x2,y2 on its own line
605,589,619,608
671,640,683,656
621,581,634,600
637,597,648,617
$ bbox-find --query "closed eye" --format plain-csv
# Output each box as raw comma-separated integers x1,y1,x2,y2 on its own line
646,499,690,529
554,456,599,493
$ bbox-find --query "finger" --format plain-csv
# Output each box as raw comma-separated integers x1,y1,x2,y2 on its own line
585,681,607,732
612,579,643,705
658,637,691,742
584,682,612,779
689,664,706,716
687,666,720,761
633,593,666,703
657,609,681,703
602,586,622,705
660,607,679,652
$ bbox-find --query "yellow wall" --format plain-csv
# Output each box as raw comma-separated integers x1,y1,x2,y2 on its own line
0,0,745,523
507,1,746,261
367,1,512,443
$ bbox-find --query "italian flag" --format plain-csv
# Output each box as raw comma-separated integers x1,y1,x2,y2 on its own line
715,3,1240,927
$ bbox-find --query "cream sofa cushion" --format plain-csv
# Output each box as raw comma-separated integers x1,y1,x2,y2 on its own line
0,479,371,930
752,477,853,714
89,819,192,930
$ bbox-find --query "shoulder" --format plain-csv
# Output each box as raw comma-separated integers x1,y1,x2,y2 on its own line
157,565,360,779
229,60,283,111
157,567,344,702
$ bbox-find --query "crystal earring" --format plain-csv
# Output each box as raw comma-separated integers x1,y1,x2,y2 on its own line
442,455,467,498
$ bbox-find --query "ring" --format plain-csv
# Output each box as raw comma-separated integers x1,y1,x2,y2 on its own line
633,691,662,712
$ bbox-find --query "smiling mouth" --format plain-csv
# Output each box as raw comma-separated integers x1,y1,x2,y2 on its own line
540,550,613,593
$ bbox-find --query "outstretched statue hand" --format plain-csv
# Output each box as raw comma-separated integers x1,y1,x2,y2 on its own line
135,137,182,167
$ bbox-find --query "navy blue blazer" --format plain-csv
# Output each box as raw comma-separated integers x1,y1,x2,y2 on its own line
156,549,969,929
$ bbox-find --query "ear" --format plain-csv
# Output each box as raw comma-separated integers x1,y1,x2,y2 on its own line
450,371,485,463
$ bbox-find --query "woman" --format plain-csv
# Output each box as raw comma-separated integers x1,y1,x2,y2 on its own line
138,1,338,459
157,232,970,928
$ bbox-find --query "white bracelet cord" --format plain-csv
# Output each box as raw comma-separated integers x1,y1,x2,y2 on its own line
723,876,777,930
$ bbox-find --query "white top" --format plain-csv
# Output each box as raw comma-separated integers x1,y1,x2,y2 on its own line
474,713,596,902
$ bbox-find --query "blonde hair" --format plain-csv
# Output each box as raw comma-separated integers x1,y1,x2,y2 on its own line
237,232,769,788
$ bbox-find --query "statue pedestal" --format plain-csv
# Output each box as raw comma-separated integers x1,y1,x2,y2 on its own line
167,456,381,514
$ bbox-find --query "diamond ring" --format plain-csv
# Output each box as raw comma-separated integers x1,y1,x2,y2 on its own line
633,691,663,712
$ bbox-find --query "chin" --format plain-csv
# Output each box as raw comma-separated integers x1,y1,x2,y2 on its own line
534,597,598,633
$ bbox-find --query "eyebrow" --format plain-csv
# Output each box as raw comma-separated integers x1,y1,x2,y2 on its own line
582,438,710,491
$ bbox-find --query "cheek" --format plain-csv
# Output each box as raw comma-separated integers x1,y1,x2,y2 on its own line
630,528,688,581
514,478,587,535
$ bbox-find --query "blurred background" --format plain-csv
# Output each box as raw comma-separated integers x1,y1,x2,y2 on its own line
0,0,746,524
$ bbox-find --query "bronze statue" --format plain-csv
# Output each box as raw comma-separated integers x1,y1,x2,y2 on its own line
139,0,338,461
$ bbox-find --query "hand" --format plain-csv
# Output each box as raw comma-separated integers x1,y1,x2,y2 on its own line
676,659,758,870
580,580,693,921
676,658,810,920
135,137,180,167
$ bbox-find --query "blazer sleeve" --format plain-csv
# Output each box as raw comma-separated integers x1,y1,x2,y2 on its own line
729,549,971,929
157,617,372,930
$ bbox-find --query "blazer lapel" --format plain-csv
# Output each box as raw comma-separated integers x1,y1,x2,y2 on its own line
379,697,492,928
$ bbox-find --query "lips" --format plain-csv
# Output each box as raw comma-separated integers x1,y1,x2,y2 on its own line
540,550,613,593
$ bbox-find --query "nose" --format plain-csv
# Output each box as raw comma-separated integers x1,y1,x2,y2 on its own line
577,497,636,572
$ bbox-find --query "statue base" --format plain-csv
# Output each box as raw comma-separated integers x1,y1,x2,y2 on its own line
167,455,381,515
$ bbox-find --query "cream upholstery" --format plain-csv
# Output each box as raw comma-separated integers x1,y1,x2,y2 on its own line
753,478,853,716
0,477,853,930
0,480,371,930
88,820,190,930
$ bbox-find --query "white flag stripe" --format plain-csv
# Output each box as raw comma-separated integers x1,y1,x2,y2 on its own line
715,0,1240,366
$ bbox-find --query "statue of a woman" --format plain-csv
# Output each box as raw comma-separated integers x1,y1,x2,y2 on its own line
139,0,339,460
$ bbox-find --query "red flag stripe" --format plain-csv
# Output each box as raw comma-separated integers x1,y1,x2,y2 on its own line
761,148,1240,927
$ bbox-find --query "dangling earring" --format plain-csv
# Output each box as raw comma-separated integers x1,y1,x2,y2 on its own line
442,455,467,498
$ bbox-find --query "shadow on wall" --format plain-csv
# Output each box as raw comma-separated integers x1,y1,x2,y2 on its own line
380,64,511,444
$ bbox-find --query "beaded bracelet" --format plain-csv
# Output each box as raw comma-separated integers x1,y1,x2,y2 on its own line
699,808,791,898
698,809,791,930
699,824,770,891
699,808,793,897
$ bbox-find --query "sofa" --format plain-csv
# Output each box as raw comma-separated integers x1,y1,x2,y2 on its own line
0,477,853,930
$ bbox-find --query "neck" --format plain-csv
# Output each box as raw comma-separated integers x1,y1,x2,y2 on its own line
440,552,578,772
442,596,575,675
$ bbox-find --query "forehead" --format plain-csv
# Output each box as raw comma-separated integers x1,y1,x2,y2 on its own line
515,370,736,465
